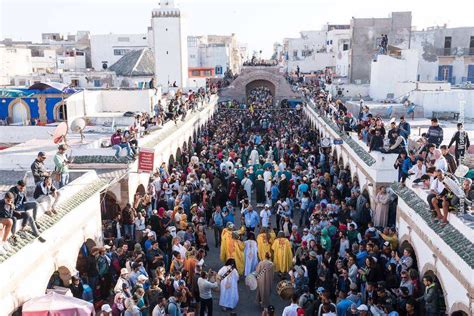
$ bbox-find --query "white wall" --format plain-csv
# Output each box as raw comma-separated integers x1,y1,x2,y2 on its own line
31,49,57,72
287,52,335,73
66,89,158,126
409,89,474,118
57,55,86,71
328,83,370,98
100,90,155,113
90,34,148,71
369,50,418,100
152,6,188,88
394,81,451,100
0,46,32,85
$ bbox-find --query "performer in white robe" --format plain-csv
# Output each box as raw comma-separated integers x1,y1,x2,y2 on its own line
249,147,259,165
244,233,259,276
218,259,239,310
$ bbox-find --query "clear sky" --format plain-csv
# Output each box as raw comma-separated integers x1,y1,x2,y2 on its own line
1,0,473,58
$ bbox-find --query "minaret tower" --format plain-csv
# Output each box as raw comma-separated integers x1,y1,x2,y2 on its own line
151,0,188,89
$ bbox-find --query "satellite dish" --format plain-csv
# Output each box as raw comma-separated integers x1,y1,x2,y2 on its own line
52,122,68,144
71,117,86,143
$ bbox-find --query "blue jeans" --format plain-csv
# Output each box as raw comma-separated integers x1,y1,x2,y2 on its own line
124,224,135,240
113,143,131,157
59,173,69,188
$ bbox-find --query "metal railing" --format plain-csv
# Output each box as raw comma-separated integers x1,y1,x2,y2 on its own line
436,47,474,56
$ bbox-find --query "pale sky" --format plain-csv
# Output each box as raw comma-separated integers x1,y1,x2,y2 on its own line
1,0,473,58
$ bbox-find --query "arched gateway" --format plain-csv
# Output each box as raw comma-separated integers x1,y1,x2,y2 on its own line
219,66,300,104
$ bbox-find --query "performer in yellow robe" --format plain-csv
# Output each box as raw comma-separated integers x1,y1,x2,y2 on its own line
271,231,293,273
257,228,276,261
230,233,245,275
220,223,234,263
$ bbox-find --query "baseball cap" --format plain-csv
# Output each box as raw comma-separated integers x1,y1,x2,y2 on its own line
317,287,325,294
309,251,317,258
120,268,129,275
383,241,390,247
357,304,369,311
101,304,112,312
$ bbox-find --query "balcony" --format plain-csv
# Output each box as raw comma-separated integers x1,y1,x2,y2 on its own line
436,47,474,56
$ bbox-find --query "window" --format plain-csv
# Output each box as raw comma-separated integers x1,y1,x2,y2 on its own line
191,70,200,76
94,79,101,87
343,43,349,51
190,54,196,59
293,50,298,57
113,49,129,56
60,60,65,64
470,36,474,55
444,36,452,48
117,37,130,42
203,70,212,76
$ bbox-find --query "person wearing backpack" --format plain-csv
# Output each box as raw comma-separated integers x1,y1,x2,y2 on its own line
166,296,182,316
210,205,224,247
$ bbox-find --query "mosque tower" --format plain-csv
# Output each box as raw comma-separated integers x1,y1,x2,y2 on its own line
151,0,188,89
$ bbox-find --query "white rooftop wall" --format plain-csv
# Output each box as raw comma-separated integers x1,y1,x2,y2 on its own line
369,50,418,100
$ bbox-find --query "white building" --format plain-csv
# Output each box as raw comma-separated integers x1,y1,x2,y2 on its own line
187,34,244,77
284,26,351,75
90,33,148,71
151,0,188,88
0,45,32,85
369,49,419,100
326,28,351,77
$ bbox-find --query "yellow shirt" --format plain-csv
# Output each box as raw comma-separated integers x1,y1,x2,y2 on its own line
257,231,275,261
220,228,233,263
271,238,293,273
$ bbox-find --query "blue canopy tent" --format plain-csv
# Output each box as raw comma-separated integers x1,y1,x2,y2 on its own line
287,99,303,109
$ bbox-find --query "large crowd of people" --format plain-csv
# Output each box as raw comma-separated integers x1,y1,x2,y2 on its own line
247,87,274,109
1,71,472,316
33,100,460,316
292,74,472,225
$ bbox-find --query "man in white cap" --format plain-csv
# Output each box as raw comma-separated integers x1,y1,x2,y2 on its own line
114,268,131,295
357,304,369,315
260,204,272,228
100,304,112,316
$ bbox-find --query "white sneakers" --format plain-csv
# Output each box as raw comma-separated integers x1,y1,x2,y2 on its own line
0,241,12,253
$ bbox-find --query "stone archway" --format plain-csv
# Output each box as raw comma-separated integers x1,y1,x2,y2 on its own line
168,154,175,172
8,99,31,124
100,191,120,221
47,266,73,290
400,240,418,271
245,79,276,105
53,100,68,122
422,270,447,315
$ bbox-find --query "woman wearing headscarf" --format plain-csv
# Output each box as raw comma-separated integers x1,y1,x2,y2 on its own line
112,293,125,316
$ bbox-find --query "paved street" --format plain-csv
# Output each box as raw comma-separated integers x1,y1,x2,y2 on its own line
203,208,289,316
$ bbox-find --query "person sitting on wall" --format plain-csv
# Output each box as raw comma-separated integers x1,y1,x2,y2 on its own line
33,176,59,215
368,129,384,153
111,129,133,160
0,192,46,249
